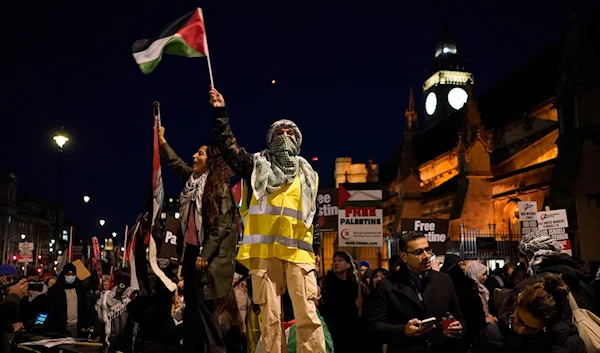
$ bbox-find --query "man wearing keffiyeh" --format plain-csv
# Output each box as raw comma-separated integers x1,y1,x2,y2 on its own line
210,87,325,353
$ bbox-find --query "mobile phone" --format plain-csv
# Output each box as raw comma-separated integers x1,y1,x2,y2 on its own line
418,317,436,329
35,312,48,325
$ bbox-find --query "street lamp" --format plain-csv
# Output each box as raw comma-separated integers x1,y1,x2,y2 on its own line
112,232,117,238
53,127,69,149
21,234,26,240
175,212,180,219
53,127,69,261
83,196,90,203
99,219,106,227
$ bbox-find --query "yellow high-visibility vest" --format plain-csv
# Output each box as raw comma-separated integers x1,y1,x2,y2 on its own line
237,173,318,269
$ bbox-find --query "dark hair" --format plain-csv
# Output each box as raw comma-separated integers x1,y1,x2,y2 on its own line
399,231,426,251
518,273,569,325
369,267,390,290
332,251,357,283
204,143,233,228
503,263,517,276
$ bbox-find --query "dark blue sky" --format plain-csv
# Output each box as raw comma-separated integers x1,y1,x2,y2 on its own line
1,1,578,239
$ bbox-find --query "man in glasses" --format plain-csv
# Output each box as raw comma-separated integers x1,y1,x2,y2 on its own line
368,231,466,353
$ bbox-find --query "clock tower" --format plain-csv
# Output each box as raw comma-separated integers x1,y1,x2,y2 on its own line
423,19,474,130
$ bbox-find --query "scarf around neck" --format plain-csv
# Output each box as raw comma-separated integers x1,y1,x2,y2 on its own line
251,134,317,228
180,171,209,245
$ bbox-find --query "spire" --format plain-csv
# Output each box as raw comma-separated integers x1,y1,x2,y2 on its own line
405,87,417,130
464,81,483,143
399,89,419,179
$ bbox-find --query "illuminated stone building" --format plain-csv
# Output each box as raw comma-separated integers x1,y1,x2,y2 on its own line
382,9,600,267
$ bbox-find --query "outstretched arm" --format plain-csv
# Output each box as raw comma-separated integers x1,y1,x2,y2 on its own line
158,126,194,183
210,87,254,180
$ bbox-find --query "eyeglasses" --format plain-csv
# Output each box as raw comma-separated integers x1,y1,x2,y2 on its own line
510,311,545,334
401,247,433,257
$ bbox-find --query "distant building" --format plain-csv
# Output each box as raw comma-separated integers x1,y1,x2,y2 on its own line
334,157,379,187
0,172,63,265
381,9,600,267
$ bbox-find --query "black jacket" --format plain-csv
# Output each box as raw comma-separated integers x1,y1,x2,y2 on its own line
0,293,20,333
159,142,238,301
45,277,88,334
468,312,585,353
367,268,466,353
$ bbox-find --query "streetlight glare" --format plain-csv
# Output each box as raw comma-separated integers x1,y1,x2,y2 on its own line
175,212,181,219
53,127,69,149
112,232,117,238
83,196,91,203
20,234,26,240
51,239,56,244
99,219,106,226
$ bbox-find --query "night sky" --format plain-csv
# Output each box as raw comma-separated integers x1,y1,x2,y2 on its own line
1,1,579,240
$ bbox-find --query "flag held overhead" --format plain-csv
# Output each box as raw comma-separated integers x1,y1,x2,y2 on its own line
132,7,213,82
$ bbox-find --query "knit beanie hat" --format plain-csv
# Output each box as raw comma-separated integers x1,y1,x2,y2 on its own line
360,260,370,268
0,264,17,276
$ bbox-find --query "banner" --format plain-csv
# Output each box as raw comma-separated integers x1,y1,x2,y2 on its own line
518,201,538,235
536,209,571,255
159,215,180,262
338,183,383,247
317,188,338,233
400,218,449,255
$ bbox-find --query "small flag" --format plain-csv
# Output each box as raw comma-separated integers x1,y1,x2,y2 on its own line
132,8,208,75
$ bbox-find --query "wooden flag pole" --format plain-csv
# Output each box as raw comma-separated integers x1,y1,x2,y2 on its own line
198,8,214,87
122,225,129,268
353,248,363,317
68,226,74,262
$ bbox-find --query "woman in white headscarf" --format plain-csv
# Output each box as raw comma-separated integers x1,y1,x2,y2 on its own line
467,262,498,324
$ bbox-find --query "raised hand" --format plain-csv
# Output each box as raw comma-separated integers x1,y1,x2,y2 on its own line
209,87,225,107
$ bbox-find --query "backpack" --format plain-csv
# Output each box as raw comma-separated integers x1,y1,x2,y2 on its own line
568,292,600,353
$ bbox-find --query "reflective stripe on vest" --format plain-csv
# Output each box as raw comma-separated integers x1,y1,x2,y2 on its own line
247,205,303,222
241,234,314,253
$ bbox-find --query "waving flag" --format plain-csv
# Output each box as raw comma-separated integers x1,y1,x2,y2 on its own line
152,113,164,228
132,8,212,77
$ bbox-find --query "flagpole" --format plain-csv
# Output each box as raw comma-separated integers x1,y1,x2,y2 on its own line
122,225,129,268
68,226,74,262
199,8,214,87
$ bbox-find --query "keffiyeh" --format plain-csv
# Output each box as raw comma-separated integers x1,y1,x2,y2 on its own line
518,230,563,276
95,286,135,346
179,171,209,245
251,120,317,228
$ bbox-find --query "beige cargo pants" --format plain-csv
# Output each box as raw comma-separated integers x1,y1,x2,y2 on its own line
250,258,326,353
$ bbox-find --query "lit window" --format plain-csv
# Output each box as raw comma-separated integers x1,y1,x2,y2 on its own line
161,212,167,220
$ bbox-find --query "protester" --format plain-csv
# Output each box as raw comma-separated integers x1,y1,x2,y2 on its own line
388,255,401,274
210,87,325,353
443,254,466,273
518,230,598,316
159,125,238,353
1,268,28,353
368,231,465,353
18,275,48,329
490,265,529,316
467,262,498,324
95,271,135,350
469,273,585,353
440,258,487,345
361,267,390,353
45,263,88,337
319,251,361,353
485,263,515,316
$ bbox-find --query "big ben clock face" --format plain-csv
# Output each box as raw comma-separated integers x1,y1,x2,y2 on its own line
448,87,469,110
425,92,437,115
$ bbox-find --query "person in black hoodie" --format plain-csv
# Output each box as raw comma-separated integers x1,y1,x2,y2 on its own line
320,251,361,353
45,263,88,337
440,258,487,345
468,273,585,353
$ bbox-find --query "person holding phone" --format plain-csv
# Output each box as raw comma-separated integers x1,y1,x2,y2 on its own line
367,231,465,353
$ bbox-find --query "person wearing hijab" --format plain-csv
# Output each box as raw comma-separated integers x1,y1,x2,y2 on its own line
159,126,238,353
467,262,498,324
45,263,88,337
210,87,325,353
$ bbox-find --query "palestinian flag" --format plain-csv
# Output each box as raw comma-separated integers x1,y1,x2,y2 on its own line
132,8,208,74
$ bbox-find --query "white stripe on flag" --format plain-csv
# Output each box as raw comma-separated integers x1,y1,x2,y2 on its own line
347,189,382,202
133,34,182,64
